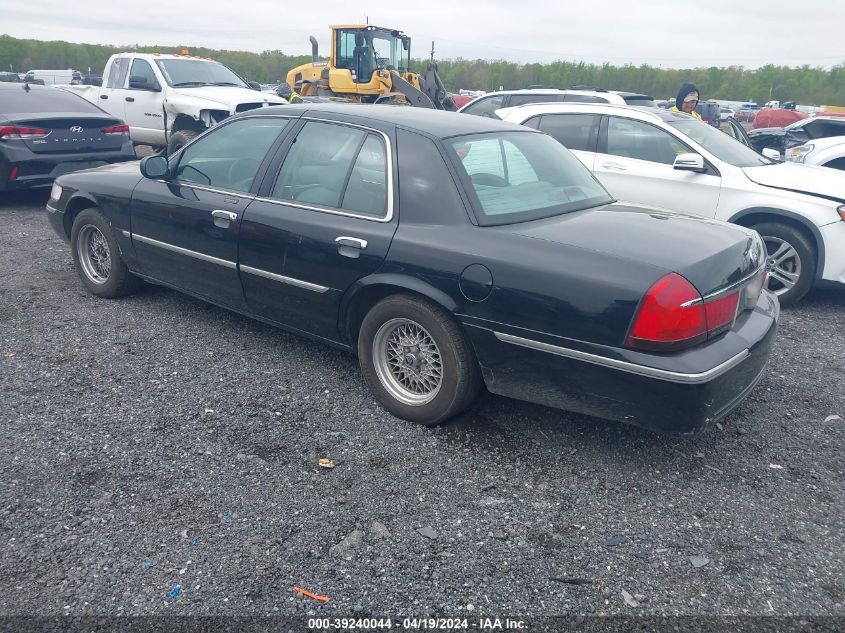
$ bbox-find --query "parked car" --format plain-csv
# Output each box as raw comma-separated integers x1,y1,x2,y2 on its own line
62,53,286,154
786,135,845,171
694,100,721,127
458,87,654,118
753,107,806,129
24,69,81,85
720,107,736,122
497,102,845,304
46,104,777,433
0,83,136,192
748,116,845,158
0,72,22,83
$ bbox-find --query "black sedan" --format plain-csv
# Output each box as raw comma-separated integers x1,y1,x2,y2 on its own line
0,83,135,191
46,104,778,433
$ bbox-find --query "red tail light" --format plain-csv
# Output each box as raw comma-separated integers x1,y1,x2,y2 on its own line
0,126,50,140
101,124,130,135
626,273,740,352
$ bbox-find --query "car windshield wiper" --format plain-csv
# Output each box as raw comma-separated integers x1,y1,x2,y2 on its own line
209,82,243,87
172,81,212,87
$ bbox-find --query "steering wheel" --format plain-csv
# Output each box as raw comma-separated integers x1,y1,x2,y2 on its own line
226,158,261,192
471,173,508,187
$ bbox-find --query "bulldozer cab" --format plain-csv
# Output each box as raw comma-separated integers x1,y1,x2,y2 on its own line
333,25,410,84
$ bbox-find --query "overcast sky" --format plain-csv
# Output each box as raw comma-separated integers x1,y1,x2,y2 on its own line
3,0,843,68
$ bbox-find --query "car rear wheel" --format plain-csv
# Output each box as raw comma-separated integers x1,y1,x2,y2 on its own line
167,129,199,156
752,221,816,305
358,294,481,425
70,208,139,298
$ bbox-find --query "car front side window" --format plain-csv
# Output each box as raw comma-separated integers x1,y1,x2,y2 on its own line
173,117,290,192
606,117,690,165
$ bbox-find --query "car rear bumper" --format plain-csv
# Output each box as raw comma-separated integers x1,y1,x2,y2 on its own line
0,146,135,191
464,290,779,434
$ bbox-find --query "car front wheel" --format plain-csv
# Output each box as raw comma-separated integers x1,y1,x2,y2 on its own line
752,221,816,305
70,208,139,298
358,294,481,425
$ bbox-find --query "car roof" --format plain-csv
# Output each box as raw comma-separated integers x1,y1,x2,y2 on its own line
495,101,695,123
240,103,537,138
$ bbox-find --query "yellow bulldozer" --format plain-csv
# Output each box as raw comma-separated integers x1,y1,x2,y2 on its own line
286,25,455,110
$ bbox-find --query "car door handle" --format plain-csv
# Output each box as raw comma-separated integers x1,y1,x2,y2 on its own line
99,95,108,100
335,236,368,249
125,96,135,102
601,161,627,171
211,209,238,227
336,236,367,258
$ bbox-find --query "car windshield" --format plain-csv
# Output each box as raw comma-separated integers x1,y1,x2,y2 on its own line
155,59,248,88
448,131,614,226
669,120,773,167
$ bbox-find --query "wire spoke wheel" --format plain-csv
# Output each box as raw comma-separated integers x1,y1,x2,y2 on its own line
76,224,112,285
373,318,443,406
762,236,801,296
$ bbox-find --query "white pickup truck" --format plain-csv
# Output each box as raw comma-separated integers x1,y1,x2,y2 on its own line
63,53,287,154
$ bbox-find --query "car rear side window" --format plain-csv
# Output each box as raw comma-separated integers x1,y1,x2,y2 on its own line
271,121,390,218
537,114,600,152
449,131,612,225
460,95,504,118
174,117,290,192
106,58,129,89
507,94,564,107
563,94,609,104
606,117,690,165
623,96,657,108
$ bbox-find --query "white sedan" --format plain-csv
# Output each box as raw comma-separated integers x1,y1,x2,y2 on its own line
787,135,845,171
497,102,845,304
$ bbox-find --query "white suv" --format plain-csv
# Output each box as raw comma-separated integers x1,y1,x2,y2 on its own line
457,88,655,118
497,102,845,304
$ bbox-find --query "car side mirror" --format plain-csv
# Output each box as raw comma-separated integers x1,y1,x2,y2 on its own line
761,148,781,161
128,75,161,91
140,154,169,179
247,81,262,91
673,153,706,173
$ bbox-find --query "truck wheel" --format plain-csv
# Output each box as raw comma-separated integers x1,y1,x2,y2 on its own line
358,294,482,426
167,130,199,156
752,221,816,305
70,208,140,298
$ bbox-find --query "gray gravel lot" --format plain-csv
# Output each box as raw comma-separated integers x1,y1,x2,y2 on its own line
0,190,843,619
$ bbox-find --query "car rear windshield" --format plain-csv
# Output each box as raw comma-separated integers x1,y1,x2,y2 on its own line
447,131,613,226
0,85,105,115
623,95,657,108
155,59,247,88
669,119,773,167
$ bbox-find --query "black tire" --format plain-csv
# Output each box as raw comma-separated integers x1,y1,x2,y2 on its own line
752,221,816,305
358,294,481,426
167,129,199,156
70,208,140,299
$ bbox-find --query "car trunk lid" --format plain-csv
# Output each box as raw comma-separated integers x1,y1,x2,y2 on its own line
6,114,128,154
499,203,765,298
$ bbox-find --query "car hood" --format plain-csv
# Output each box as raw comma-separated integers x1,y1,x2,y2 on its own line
802,135,845,151
170,86,287,109
500,203,763,297
742,161,845,202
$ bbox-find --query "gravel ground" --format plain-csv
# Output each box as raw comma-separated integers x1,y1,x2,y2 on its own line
0,190,843,619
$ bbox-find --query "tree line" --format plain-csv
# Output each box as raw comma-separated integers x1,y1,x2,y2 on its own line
2,34,843,106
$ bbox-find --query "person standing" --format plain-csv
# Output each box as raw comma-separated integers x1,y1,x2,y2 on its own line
671,83,702,120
